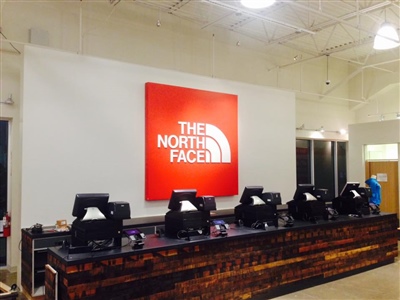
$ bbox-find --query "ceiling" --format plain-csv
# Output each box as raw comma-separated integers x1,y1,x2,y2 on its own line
1,0,398,104
117,0,400,71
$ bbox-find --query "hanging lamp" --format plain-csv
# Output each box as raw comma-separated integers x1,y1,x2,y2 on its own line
373,22,400,50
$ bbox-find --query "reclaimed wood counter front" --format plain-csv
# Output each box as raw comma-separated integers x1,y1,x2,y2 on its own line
45,213,398,300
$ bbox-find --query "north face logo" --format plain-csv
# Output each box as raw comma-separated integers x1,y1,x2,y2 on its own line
157,121,231,163
145,82,238,200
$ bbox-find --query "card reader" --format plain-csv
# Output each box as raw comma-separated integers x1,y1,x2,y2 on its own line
124,228,146,249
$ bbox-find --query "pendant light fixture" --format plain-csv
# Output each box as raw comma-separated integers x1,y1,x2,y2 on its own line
240,0,276,9
373,9,399,50
373,22,400,50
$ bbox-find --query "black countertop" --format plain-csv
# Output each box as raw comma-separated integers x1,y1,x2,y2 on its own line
22,226,71,239
47,213,395,266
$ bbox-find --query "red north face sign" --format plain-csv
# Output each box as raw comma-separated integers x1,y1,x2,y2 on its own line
145,82,238,200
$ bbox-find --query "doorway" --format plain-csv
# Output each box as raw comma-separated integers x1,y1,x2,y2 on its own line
365,160,399,216
0,120,9,266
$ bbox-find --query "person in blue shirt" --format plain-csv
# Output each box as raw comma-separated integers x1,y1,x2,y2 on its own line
365,175,381,207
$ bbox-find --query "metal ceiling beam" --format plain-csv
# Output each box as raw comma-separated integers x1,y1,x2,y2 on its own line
261,1,393,50
289,0,393,38
201,11,236,30
363,58,400,69
320,68,363,100
204,0,316,35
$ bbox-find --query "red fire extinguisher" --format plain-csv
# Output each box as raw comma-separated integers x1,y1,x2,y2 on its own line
3,212,10,237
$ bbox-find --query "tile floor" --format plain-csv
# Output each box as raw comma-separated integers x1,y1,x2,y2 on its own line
1,242,399,300
0,270,22,299
271,255,400,300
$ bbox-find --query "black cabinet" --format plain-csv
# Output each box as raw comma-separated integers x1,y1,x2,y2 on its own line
21,228,70,298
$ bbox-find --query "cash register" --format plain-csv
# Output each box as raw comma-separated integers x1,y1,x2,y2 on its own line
234,186,280,229
164,189,216,239
69,193,130,252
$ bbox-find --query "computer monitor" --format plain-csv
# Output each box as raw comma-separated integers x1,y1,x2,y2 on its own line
239,186,264,205
340,182,360,197
293,184,315,201
168,189,197,211
72,193,109,221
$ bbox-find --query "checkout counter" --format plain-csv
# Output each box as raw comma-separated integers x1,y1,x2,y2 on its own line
43,213,398,300
21,190,398,299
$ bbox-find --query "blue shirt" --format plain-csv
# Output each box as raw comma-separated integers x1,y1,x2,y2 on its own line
365,177,381,205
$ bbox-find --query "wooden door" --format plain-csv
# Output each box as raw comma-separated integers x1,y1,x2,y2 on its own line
365,161,399,217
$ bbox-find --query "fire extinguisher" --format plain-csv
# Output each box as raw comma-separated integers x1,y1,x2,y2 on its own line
3,212,10,237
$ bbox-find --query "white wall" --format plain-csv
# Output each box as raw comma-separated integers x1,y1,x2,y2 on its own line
348,119,400,183
0,1,376,271
21,46,296,228
350,65,400,124
296,98,352,140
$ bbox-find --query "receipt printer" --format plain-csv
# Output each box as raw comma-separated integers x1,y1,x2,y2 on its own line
193,196,217,211
314,189,330,202
262,192,282,205
108,201,131,220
